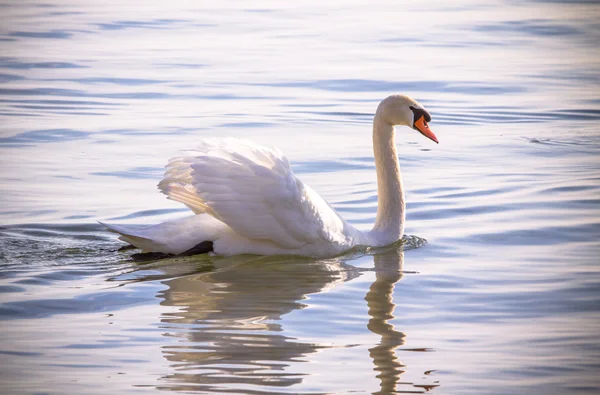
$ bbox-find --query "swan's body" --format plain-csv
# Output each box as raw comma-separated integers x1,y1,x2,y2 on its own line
101,94,438,257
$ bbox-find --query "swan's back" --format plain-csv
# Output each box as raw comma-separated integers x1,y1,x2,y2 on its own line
158,138,352,253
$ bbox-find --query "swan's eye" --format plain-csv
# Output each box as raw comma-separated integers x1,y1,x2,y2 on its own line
410,106,431,123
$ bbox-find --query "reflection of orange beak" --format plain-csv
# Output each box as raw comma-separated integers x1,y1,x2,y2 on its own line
414,116,438,144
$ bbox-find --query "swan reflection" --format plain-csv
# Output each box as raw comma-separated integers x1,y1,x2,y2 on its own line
156,247,411,393
367,249,407,395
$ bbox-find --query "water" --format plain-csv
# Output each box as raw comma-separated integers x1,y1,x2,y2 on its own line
1,0,600,394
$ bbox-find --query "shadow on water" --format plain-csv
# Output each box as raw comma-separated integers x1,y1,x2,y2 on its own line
9,30,74,39
95,19,194,31
0,57,88,69
147,243,434,394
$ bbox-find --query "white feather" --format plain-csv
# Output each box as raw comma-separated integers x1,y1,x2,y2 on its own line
158,138,353,253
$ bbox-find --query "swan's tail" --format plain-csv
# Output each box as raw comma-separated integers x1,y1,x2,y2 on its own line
99,214,227,255
99,221,166,252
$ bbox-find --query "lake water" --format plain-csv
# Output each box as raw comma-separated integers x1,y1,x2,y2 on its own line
1,1,600,394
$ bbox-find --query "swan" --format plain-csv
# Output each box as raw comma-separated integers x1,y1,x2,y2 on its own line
101,94,438,258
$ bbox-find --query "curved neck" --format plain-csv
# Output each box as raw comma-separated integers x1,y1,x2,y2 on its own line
371,115,405,243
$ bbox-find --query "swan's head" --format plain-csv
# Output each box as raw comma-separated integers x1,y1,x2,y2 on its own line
376,94,438,144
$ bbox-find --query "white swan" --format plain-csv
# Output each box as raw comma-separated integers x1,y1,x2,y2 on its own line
101,94,438,257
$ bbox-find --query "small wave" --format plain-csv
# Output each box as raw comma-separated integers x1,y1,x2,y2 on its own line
107,208,188,221
350,235,427,257
527,136,597,147
293,159,374,174
402,234,428,250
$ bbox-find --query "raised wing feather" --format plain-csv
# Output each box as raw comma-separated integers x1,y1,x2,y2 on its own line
158,138,346,249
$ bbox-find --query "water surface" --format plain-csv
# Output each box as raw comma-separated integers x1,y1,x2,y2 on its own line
1,1,600,394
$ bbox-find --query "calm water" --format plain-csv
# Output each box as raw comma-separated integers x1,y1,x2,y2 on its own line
1,1,600,394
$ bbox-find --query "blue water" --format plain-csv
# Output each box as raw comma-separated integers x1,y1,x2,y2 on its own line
1,1,600,394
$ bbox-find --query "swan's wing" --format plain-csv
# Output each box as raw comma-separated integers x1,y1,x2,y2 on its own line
158,138,347,248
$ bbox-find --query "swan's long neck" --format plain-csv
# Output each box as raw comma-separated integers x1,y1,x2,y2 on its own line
371,115,405,243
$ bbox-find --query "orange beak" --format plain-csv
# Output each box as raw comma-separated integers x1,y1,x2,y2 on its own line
414,116,438,144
